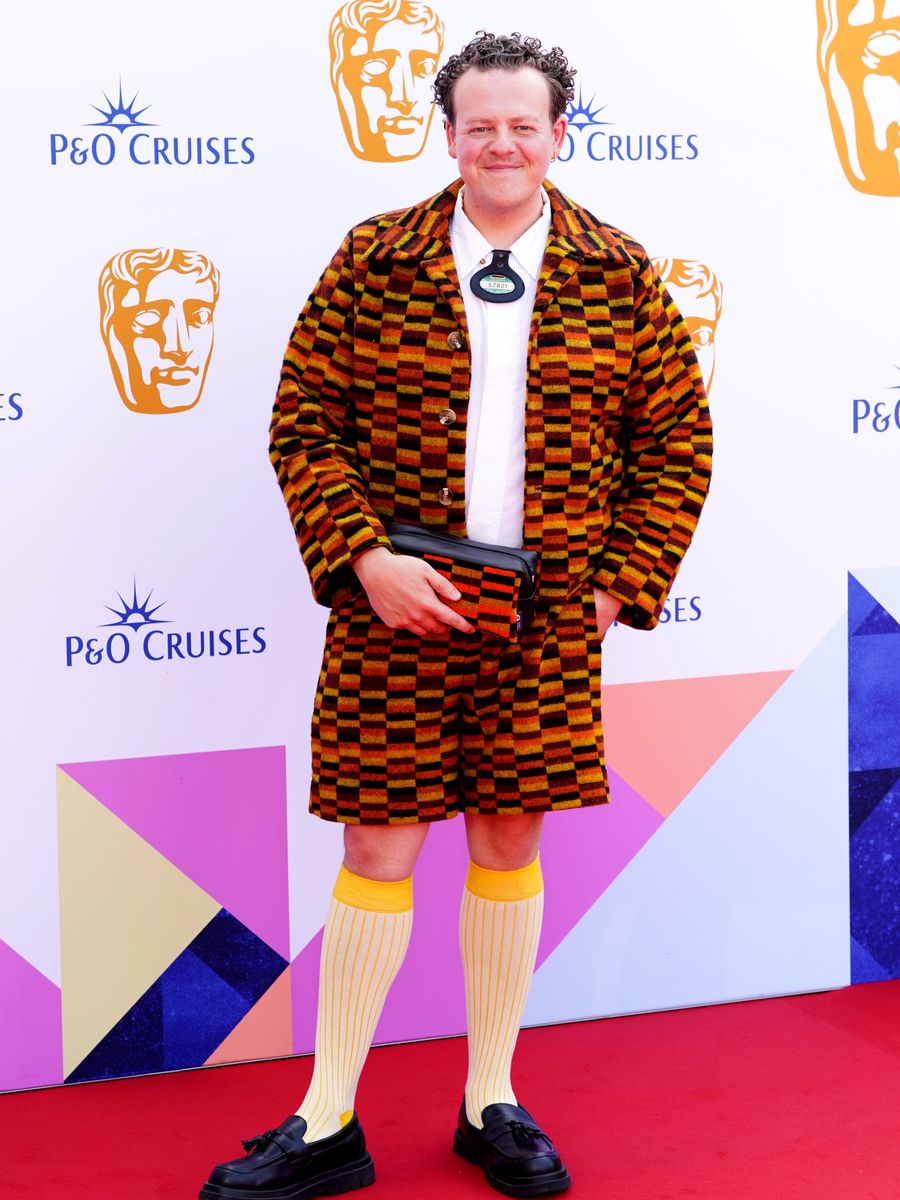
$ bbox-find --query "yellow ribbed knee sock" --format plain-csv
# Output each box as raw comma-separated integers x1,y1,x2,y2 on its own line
460,856,544,1129
296,865,413,1142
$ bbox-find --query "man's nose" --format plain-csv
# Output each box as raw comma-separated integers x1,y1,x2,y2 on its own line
490,128,517,154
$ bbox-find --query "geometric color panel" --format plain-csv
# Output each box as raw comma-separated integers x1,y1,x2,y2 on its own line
850,935,892,985
58,747,290,959
849,780,900,981
291,768,665,1052
57,770,219,1078
602,670,792,817
849,578,900,771
849,571,900,983
66,910,288,1083
526,617,849,1025
850,768,900,836
0,936,62,1093
205,966,293,1067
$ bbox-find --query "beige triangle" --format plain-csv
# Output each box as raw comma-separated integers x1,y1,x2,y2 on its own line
57,769,219,1077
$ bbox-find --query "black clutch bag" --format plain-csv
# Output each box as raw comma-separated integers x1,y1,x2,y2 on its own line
387,520,538,640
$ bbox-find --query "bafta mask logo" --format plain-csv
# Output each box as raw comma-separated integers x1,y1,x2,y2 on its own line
817,0,900,196
99,249,220,414
653,258,723,394
329,0,444,162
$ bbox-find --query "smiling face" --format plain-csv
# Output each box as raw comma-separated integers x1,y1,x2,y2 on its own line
445,66,566,235
107,269,216,413
817,0,900,195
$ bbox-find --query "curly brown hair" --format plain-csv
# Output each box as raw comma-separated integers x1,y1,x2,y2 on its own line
433,31,576,126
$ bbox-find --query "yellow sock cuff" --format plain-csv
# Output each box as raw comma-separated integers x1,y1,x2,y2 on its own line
465,856,543,902
333,865,413,913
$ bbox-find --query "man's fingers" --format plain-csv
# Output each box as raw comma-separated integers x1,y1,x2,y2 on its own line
425,565,462,603
427,597,475,634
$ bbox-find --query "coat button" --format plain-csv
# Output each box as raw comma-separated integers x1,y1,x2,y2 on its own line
447,330,465,350
438,487,454,506
438,407,456,427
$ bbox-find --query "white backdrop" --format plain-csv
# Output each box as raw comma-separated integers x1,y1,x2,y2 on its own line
3,0,895,1090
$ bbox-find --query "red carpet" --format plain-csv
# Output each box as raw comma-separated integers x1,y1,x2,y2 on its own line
5,981,900,1199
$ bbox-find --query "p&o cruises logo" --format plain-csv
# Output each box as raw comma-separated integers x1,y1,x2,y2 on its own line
50,82,255,167
852,365,900,433
65,582,267,667
558,86,699,164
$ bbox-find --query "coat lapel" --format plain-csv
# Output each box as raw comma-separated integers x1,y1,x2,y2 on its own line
421,253,469,335
530,180,635,339
365,180,469,333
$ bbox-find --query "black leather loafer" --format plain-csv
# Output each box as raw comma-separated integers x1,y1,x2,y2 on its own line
453,1102,571,1197
199,1113,374,1199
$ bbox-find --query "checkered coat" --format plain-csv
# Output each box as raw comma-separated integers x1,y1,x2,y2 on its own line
271,179,712,632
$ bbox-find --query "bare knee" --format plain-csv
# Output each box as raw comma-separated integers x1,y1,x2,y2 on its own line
343,822,429,882
465,812,544,872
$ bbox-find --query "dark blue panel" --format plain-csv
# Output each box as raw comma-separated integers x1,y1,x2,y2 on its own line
848,574,880,636
854,603,900,636
850,768,900,835
160,949,248,1070
849,635,900,771
67,980,164,1082
190,909,287,1004
67,909,288,1083
850,783,900,976
850,936,891,985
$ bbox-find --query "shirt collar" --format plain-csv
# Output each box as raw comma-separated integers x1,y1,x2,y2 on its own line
450,186,551,284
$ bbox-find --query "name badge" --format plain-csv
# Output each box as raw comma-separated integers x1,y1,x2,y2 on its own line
470,249,525,304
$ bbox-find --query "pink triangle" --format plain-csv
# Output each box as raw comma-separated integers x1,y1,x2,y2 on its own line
205,966,292,1066
0,938,62,1091
290,773,663,1045
59,747,289,959
603,671,792,817
536,770,664,969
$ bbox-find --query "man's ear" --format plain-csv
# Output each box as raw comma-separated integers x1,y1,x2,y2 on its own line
445,118,458,160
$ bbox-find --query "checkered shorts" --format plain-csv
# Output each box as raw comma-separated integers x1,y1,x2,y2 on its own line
310,587,610,824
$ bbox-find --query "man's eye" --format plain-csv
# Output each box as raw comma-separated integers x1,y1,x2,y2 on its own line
132,309,161,330
415,59,437,78
692,326,713,348
190,306,213,328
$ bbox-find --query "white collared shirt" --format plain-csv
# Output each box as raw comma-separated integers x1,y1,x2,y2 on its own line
450,187,551,549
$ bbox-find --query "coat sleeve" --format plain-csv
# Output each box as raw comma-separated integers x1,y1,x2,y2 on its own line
270,233,392,607
590,254,713,630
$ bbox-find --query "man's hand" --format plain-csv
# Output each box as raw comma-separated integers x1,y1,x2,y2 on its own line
592,587,623,640
351,547,476,636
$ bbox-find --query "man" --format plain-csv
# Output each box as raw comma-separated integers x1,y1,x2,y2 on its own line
201,31,711,1200
99,247,219,414
329,0,444,162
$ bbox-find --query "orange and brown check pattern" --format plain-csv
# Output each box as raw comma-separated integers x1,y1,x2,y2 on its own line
311,590,607,824
272,179,712,823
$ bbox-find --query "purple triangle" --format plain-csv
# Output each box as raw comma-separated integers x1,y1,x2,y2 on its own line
59,747,289,959
0,938,62,1090
290,770,664,1046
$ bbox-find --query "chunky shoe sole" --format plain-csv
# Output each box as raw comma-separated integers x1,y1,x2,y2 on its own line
454,1131,571,1197
198,1153,375,1200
